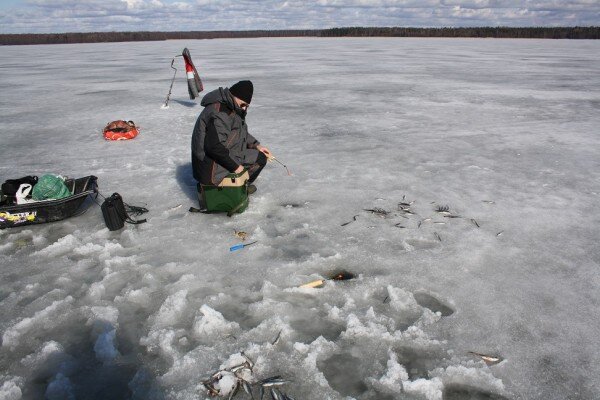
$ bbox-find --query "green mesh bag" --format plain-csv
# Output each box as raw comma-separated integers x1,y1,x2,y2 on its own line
32,174,71,201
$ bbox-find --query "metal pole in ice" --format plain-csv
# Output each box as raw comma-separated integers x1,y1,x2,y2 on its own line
162,55,181,109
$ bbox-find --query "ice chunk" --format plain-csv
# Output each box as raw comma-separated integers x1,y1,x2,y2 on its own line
213,371,237,396
387,285,419,312
2,297,74,349
20,341,76,380
21,341,63,366
140,329,182,362
192,305,239,341
34,235,79,258
404,378,444,400
0,377,23,400
152,290,188,329
379,352,409,390
87,306,119,326
72,241,123,259
120,287,152,305
220,352,248,370
86,282,106,301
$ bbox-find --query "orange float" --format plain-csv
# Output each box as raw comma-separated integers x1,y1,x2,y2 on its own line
103,120,139,141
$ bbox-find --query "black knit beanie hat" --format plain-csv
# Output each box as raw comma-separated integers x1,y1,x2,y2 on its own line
230,80,254,104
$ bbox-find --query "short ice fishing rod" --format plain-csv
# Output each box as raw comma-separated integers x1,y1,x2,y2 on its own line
162,55,182,108
268,155,291,176
299,271,356,288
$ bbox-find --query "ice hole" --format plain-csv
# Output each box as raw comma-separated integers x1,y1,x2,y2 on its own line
443,385,510,400
318,353,369,398
413,292,454,316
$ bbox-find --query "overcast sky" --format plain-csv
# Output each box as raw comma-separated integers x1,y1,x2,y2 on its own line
1,0,598,34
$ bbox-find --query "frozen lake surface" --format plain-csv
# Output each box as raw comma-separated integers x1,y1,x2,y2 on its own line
0,37,599,400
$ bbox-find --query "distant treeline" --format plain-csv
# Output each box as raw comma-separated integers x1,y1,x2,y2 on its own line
1,26,598,45
322,26,600,39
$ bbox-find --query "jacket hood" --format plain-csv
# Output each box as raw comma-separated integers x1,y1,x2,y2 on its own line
200,87,236,110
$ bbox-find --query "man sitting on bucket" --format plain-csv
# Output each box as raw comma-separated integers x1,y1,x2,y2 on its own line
191,80,271,208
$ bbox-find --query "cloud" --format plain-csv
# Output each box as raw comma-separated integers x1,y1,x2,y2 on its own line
316,0,439,7
1,0,599,33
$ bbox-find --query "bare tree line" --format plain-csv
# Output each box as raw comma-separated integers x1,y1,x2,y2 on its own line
1,27,598,45
322,26,599,39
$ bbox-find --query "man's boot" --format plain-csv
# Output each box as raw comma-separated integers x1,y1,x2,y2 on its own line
247,184,257,195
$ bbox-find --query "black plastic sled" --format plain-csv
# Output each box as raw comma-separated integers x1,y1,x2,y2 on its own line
0,176,98,229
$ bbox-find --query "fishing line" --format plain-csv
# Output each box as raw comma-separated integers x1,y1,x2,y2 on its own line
268,156,291,176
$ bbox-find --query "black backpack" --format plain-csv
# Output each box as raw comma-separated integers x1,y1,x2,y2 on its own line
101,193,147,231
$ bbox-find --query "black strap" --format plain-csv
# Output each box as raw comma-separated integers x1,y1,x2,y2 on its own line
126,218,146,225
123,203,148,225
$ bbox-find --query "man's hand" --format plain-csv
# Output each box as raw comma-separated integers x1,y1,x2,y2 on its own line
234,165,245,174
256,145,272,158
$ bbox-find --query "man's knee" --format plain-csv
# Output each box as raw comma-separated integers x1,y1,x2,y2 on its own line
256,151,267,167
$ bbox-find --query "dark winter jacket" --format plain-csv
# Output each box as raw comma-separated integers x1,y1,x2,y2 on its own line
191,87,260,185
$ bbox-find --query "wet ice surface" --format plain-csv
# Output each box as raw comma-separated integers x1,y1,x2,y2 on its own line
1,37,599,400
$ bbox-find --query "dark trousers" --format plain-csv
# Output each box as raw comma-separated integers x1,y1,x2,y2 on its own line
245,151,267,183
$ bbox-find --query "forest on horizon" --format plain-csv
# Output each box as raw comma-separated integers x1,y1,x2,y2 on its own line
1,26,598,45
